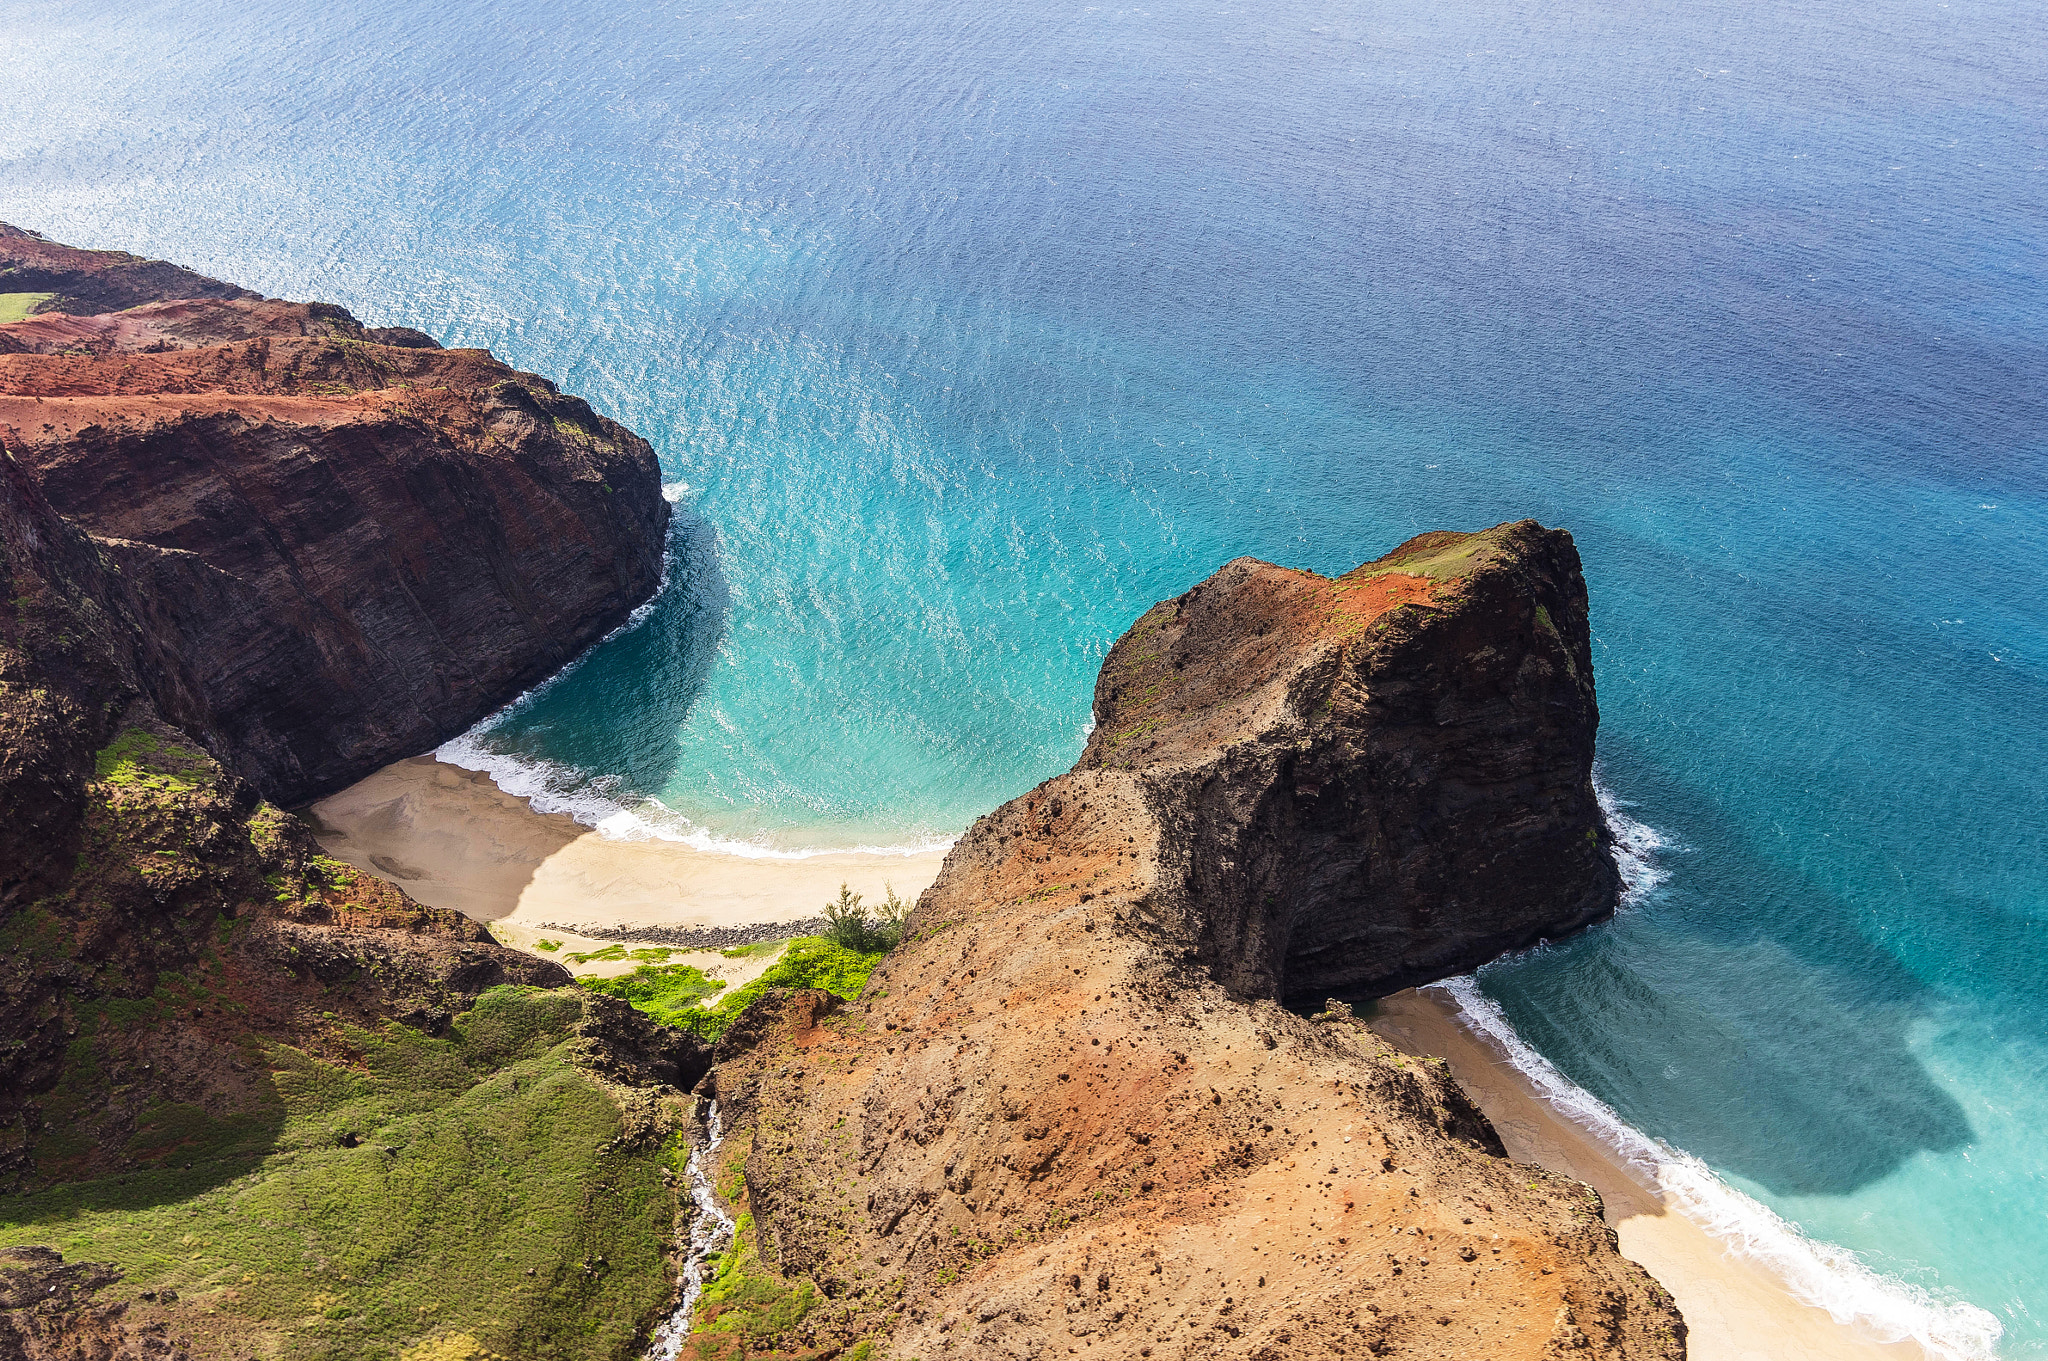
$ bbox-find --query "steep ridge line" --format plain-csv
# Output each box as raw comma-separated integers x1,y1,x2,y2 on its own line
686,521,1681,1360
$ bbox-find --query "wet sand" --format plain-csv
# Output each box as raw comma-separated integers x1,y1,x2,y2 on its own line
307,755,950,939
1371,989,1924,1361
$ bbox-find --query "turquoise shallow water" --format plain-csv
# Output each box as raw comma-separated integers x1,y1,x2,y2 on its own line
2,0,2042,1350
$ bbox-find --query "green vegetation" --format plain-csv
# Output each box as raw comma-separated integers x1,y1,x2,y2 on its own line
0,987,680,1361
582,936,885,1041
93,727,213,791
820,882,911,953
0,291,53,324
717,939,784,960
688,1212,817,1348
577,962,727,1027
1348,530,1493,584
563,943,674,967
534,939,562,952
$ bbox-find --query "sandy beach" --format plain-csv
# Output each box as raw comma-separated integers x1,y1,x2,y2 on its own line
307,755,951,938
312,756,1927,1360
1371,990,1924,1361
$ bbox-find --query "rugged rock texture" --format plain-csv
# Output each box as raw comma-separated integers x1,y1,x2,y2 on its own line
1079,521,1617,1001
0,231,700,1360
0,229,670,808
0,1246,190,1361
689,523,1679,1361
0,223,258,316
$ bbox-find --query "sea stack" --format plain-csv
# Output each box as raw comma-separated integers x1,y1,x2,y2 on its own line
694,523,1678,1360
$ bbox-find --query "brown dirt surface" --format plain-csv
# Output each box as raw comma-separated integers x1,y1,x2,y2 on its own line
0,222,259,317
682,523,1682,1360
0,323,668,808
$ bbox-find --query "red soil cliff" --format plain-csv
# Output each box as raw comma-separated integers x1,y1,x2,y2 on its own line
690,523,1680,1360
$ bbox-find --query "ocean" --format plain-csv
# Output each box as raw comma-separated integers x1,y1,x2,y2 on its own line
3,0,2041,1352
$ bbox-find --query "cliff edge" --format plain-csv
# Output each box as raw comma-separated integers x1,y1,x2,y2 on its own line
0,229,700,1360
690,523,1679,1360
0,223,669,816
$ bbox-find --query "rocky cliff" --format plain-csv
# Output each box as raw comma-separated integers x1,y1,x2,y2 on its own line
687,523,1681,1360
0,229,701,1360
0,224,669,814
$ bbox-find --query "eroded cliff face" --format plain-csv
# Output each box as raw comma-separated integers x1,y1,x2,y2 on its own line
0,226,669,809
0,230,701,1360
688,523,1679,1361
1078,521,1617,1001
0,223,258,316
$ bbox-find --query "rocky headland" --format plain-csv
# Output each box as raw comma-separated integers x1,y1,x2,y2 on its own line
1,224,1682,1361
0,227,700,1359
685,522,1682,1359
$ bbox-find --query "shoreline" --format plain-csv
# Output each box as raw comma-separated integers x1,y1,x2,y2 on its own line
1370,989,1926,1361
307,755,950,941
311,755,1933,1361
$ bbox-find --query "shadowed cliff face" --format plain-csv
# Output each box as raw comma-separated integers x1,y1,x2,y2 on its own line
690,524,1677,1361
0,233,706,1358
0,222,259,316
1078,521,1616,1002
0,225,670,809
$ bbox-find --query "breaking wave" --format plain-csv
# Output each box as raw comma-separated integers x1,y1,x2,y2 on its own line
1430,976,2002,1361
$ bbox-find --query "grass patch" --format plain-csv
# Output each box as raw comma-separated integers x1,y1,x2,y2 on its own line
1345,529,1494,585
577,964,727,1028
93,728,213,791
717,939,784,960
588,937,885,1041
0,291,53,324
563,944,675,967
687,1212,817,1351
0,987,678,1361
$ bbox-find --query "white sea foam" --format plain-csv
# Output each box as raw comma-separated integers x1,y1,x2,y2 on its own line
1429,975,2004,1361
1593,771,1676,905
434,734,956,859
645,1099,735,1361
432,506,956,861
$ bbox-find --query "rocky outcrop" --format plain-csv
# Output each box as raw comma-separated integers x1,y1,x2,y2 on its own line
0,235,670,809
0,1247,187,1361
1078,520,1617,1001
0,233,702,1359
689,523,1678,1361
0,223,258,316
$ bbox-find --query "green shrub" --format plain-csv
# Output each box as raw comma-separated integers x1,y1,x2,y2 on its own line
578,963,726,1027
584,936,886,1041
821,882,911,954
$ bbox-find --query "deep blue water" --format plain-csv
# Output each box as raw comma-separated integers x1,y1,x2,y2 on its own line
3,0,2042,1351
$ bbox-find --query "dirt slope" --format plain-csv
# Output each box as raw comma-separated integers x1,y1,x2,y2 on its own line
687,522,1683,1360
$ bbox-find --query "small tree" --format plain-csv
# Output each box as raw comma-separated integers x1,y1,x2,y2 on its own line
822,882,912,953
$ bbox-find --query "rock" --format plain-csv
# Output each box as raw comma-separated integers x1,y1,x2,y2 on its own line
0,1247,186,1360
1074,519,1617,1000
0,230,677,1198
698,523,1681,1361
0,221,257,316
0,270,669,806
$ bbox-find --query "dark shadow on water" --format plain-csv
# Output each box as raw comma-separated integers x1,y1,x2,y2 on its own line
1479,745,1976,1198
467,508,730,804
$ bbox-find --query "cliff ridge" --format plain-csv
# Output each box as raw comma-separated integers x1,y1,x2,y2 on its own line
683,522,1679,1361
